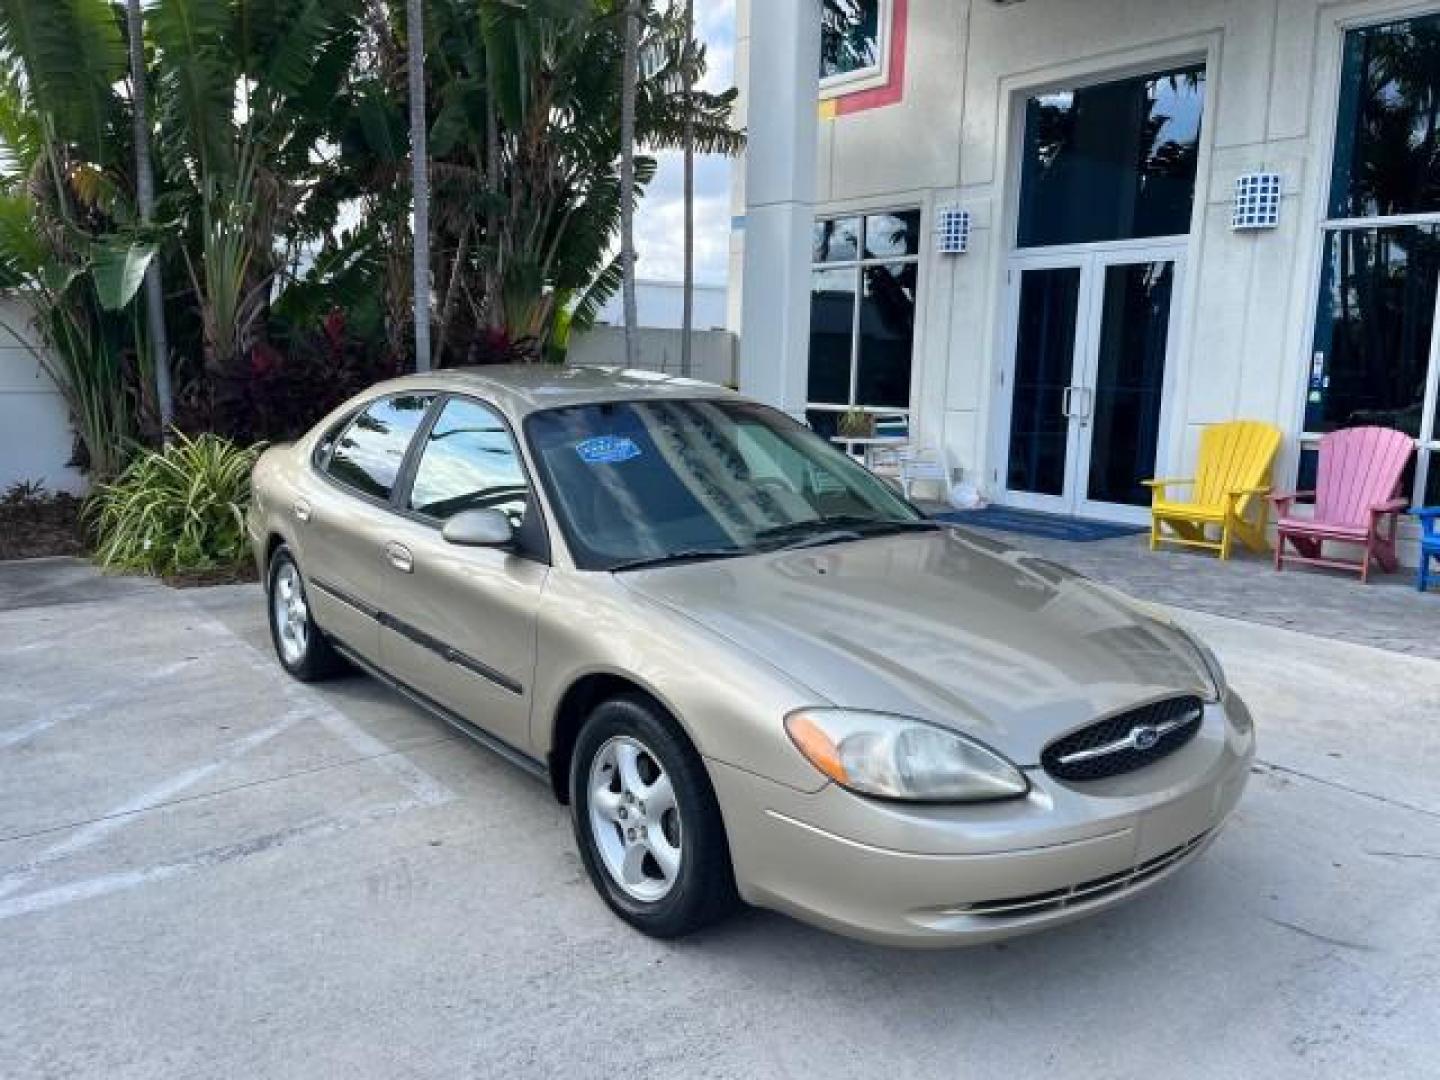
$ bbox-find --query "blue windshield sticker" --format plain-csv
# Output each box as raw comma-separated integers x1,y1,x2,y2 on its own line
575,435,641,464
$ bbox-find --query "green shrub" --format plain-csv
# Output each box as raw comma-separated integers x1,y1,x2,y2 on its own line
89,433,263,575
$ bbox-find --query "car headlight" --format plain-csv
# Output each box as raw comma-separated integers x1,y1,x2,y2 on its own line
784,709,1029,803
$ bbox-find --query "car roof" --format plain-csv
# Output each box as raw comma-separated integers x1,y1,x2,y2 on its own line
362,364,741,418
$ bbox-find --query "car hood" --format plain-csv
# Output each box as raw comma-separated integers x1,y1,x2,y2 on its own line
618,527,1214,766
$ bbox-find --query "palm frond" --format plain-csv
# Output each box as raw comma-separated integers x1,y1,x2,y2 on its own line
0,0,125,162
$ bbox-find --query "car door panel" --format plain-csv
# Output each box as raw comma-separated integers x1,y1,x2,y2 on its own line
377,514,547,751
375,394,549,753
296,476,388,664
293,392,437,665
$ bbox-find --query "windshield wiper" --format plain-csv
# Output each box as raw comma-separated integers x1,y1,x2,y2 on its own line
608,548,749,572
850,519,944,536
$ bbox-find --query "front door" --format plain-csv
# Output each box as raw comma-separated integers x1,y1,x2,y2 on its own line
999,247,1182,522
378,395,548,753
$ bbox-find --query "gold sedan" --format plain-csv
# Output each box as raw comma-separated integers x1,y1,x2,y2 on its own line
248,366,1253,947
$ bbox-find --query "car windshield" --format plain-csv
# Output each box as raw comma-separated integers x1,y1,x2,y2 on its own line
524,397,929,570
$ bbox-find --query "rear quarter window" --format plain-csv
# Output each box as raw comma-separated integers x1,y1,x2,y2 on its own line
325,394,434,500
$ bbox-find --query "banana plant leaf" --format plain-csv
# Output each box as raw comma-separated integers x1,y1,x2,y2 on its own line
90,241,156,312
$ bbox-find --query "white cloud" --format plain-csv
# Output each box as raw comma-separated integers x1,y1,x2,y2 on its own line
633,0,738,286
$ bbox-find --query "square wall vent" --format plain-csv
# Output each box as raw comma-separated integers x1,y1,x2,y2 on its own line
1233,172,1281,230
935,206,971,254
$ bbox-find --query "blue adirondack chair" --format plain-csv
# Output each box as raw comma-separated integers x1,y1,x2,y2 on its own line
1417,507,1440,592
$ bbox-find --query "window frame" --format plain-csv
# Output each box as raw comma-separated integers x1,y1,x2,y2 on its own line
818,0,892,100
1301,11,1440,506
393,392,552,563
806,208,922,424
310,390,552,563
1013,62,1208,252
316,392,441,511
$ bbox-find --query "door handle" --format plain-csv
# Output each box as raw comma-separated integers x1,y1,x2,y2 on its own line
292,499,312,523
385,542,413,574
1061,386,1074,417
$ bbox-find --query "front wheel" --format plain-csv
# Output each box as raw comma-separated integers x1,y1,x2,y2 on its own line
266,546,345,682
570,696,739,938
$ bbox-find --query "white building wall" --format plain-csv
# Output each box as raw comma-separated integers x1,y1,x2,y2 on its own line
0,298,85,495
593,280,729,330
931,0,1323,496
740,0,1432,504
567,326,738,385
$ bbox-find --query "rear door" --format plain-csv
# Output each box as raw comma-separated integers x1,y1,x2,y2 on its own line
297,392,437,665
376,395,550,753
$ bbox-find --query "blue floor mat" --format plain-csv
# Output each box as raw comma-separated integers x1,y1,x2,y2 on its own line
931,506,1148,542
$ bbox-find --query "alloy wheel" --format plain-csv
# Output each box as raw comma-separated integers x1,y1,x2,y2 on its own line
272,561,310,665
587,735,684,902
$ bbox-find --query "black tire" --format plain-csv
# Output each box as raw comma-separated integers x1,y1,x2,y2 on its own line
570,695,740,938
266,545,346,682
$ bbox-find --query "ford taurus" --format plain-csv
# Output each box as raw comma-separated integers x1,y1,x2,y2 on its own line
247,365,1253,946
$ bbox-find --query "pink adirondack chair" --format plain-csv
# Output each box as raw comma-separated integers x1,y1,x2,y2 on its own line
1270,426,1414,582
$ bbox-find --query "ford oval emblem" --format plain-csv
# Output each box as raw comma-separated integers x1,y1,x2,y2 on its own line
1131,725,1160,751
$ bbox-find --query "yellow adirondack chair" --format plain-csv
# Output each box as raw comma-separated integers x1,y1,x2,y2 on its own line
1144,421,1282,559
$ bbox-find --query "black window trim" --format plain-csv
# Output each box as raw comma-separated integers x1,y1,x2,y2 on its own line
389,391,552,565
313,391,442,513
311,405,361,473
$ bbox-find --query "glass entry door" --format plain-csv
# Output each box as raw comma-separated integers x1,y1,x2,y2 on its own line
1000,247,1182,521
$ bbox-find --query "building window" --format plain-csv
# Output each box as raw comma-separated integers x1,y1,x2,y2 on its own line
1306,14,1440,505
806,210,920,439
820,0,890,97
1017,65,1205,248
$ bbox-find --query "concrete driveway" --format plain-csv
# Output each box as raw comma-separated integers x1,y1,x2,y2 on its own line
1,558,1437,1079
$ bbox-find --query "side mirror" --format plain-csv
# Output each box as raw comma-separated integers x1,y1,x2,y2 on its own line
441,508,514,548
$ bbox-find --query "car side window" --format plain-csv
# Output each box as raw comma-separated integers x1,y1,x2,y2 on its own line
325,394,435,500
408,398,529,525
312,412,352,469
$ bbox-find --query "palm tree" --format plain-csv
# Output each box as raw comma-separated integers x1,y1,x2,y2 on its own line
619,0,640,368
417,0,739,360
407,0,431,371
124,0,173,435
680,0,693,377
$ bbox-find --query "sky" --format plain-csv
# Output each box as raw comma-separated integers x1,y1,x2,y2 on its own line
631,0,737,286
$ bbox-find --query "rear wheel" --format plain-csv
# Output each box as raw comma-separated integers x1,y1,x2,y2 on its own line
266,546,345,681
570,696,739,938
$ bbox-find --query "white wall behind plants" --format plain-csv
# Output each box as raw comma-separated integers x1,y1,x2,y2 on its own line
568,326,738,387
592,280,729,330
0,298,85,496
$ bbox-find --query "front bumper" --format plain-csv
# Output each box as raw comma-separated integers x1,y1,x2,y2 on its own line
709,692,1254,948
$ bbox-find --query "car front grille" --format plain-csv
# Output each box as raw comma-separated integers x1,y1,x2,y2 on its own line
1041,694,1205,782
956,830,1213,920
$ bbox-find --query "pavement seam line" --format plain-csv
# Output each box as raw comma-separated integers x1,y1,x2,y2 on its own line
0,733,460,848
177,589,458,808
0,796,452,922
0,713,304,898
1252,759,1440,822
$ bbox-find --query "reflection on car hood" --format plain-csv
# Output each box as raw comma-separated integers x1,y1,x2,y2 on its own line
619,527,1212,765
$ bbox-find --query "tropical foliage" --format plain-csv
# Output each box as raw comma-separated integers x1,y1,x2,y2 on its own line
88,431,261,574
0,0,740,479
